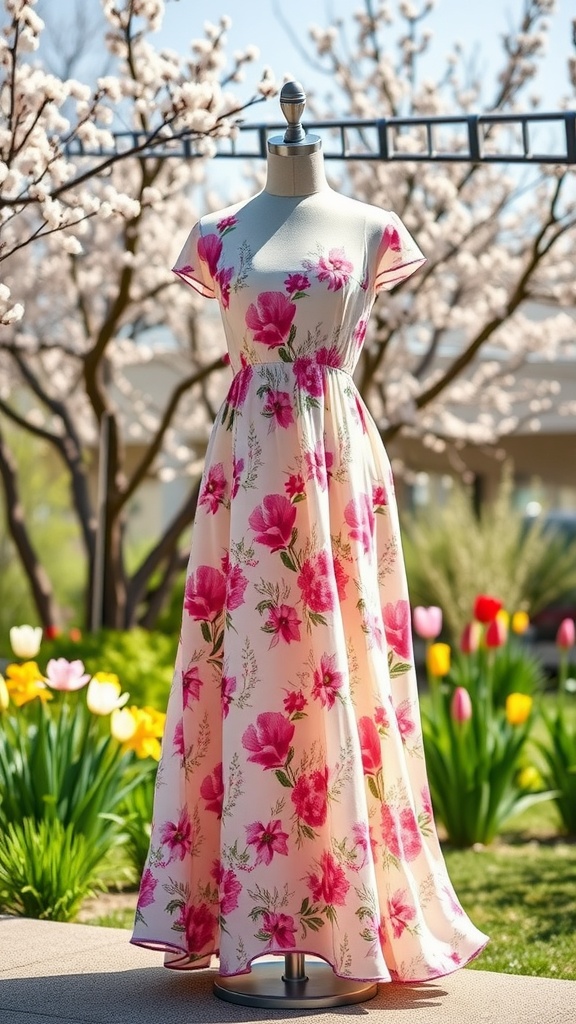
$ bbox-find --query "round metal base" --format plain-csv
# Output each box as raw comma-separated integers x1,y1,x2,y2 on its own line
213,961,378,1009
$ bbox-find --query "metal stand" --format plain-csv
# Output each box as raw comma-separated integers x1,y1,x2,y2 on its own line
213,953,378,1008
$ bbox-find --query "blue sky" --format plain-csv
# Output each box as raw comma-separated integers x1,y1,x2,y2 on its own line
158,0,574,117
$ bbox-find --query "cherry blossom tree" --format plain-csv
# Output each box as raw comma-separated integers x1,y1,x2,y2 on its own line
0,0,276,629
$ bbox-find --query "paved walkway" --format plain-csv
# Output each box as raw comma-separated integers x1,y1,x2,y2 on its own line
2,916,575,1023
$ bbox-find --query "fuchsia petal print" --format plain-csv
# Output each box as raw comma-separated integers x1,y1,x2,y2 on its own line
307,851,350,906
293,356,324,397
311,652,345,708
184,566,226,622
199,463,227,514
197,232,222,278
176,902,217,952
200,762,224,817
313,248,354,291
284,272,310,294
227,366,253,409
291,768,328,826
246,819,289,865
137,868,157,909
242,711,295,769
211,860,242,914
262,389,294,429
358,716,382,775
388,889,417,938
260,912,297,950
297,550,335,612
265,604,302,644
159,807,193,863
245,291,296,347
182,666,203,706
248,494,296,551
344,493,375,554
382,599,411,660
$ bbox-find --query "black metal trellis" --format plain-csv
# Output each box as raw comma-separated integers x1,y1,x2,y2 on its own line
64,111,576,164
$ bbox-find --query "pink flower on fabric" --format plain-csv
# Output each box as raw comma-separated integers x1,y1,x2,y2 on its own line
372,482,388,508
284,472,306,500
199,463,227,514
283,689,307,714
304,442,333,490
248,494,296,551
217,215,237,232
184,566,226,622
246,819,289,865
291,768,328,827
388,888,417,938
375,703,390,730
215,266,233,309
364,609,384,650
260,911,297,950
197,232,222,278
284,272,310,294
231,456,244,497
182,666,203,706
307,851,350,906
344,494,375,554
351,822,378,869
173,719,185,756
242,712,295,769
354,394,368,432
358,716,382,775
177,902,217,953
137,868,157,909
245,291,296,347
262,389,294,429
381,222,402,253
227,366,253,409
297,550,335,613
200,762,224,817
160,806,193,862
421,784,433,818
221,675,236,718
382,599,411,660
221,553,248,610
381,804,422,861
442,883,465,918
316,345,342,369
211,860,242,915
265,604,302,645
312,652,344,709
395,699,416,740
314,248,354,291
293,356,324,397
353,318,368,347
333,556,349,602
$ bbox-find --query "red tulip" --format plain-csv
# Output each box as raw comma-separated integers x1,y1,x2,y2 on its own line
68,627,82,642
460,621,482,654
44,624,61,641
451,686,473,723
473,594,503,623
486,616,507,648
556,618,575,650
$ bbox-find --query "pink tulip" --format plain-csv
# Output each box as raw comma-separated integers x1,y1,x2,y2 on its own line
486,616,508,648
451,687,473,723
556,618,575,650
460,621,482,654
45,658,91,691
413,606,443,640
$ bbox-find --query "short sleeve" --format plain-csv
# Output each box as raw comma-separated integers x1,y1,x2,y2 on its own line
172,220,217,298
374,212,426,292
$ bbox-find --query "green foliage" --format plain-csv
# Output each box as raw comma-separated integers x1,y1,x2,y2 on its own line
37,628,176,707
403,474,576,640
422,640,552,847
0,818,105,921
536,697,576,835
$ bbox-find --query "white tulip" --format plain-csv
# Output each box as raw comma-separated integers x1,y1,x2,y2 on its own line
9,625,43,659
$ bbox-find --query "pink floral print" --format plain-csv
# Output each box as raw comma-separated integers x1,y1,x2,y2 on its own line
134,207,487,982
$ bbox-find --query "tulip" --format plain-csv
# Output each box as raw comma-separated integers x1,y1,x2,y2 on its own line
517,765,542,792
451,686,472,723
473,595,503,624
69,627,82,642
511,610,530,635
5,662,51,707
110,706,138,743
413,606,443,640
86,673,129,716
505,692,533,726
426,642,451,677
0,674,9,712
486,616,508,648
9,625,43,659
112,705,165,760
460,621,482,654
556,618,575,650
45,658,91,692
44,625,61,641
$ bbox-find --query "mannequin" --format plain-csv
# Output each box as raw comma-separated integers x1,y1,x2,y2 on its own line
130,80,488,1011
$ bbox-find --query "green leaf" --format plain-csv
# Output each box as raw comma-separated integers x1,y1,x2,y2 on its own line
200,621,211,644
367,776,380,800
280,551,297,572
274,770,293,788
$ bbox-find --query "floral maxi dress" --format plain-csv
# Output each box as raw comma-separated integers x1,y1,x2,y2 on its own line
131,193,488,982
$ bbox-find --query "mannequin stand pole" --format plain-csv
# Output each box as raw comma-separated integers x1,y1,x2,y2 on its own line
213,953,378,1008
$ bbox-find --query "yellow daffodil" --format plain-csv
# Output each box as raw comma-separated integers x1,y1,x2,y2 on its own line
511,610,530,635
9,624,43,659
5,662,51,707
0,674,9,712
505,692,533,726
86,672,129,716
426,642,451,677
517,766,542,791
111,704,165,760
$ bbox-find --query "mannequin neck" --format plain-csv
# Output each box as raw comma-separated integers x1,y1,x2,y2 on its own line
264,149,329,197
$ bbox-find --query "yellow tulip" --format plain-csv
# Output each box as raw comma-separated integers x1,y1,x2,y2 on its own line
111,704,166,760
0,674,9,712
5,662,51,707
511,610,530,635
496,608,510,629
505,692,533,726
517,765,542,791
86,672,129,716
426,642,451,678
